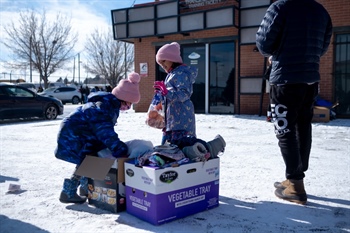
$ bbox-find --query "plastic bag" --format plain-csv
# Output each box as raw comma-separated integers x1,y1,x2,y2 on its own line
145,92,165,129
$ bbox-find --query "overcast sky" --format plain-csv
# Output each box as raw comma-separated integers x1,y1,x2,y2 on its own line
0,0,152,83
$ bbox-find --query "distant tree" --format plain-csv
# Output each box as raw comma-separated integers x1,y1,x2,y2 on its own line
84,28,134,88
2,9,78,88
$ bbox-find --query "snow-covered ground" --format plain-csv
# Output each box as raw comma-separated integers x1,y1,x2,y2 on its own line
0,105,349,233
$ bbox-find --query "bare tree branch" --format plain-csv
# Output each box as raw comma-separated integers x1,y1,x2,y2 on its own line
1,9,78,88
84,28,134,88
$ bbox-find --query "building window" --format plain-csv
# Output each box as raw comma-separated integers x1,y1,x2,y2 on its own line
334,33,350,116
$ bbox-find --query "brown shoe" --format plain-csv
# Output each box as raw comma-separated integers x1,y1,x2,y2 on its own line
275,179,307,205
274,179,291,189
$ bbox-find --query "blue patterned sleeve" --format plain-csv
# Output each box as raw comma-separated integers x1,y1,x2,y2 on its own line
166,68,196,103
86,106,128,158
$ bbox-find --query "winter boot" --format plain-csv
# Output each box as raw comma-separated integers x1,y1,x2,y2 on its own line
79,187,88,197
274,179,307,205
207,135,226,158
182,142,209,162
59,178,87,204
274,179,291,189
79,177,89,197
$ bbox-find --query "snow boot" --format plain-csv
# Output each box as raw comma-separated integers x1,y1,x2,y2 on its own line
79,177,89,197
275,179,307,205
182,142,209,162
274,179,291,189
207,135,226,158
79,187,88,197
59,178,87,204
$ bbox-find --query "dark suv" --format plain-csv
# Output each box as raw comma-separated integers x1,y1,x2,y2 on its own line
0,83,64,120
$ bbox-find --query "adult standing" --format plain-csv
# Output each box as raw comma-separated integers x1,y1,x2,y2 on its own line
79,85,85,104
256,0,332,204
85,85,90,103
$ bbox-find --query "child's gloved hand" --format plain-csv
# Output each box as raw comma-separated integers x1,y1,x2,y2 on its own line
153,81,168,96
112,141,128,158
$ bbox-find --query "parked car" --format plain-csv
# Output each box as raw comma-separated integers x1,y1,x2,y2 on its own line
48,82,66,88
17,82,37,93
38,87,81,104
0,83,64,120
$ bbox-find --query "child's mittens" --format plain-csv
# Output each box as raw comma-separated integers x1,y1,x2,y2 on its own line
112,141,128,158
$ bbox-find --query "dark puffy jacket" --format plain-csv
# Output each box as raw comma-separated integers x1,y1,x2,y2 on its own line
256,0,332,84
55,92,128,165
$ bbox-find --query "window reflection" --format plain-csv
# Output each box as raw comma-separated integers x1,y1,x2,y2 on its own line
210,42,235,114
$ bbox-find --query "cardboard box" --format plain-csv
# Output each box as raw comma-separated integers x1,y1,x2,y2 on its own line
313,106,330,123
75,156,130,213
124,158,220,225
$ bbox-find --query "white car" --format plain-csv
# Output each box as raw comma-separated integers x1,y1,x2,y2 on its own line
17,83,37,93
39,86,81,104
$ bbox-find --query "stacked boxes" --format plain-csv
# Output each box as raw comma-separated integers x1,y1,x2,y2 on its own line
124,158,220,225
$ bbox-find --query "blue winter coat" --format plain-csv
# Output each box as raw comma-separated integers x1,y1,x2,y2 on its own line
256,0,332,85
55,92,128,165
164,65,198,136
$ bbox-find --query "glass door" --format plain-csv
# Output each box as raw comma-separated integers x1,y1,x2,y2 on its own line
209,42,235,114
334,34,350,117
156,42,235,114
182,44,206,113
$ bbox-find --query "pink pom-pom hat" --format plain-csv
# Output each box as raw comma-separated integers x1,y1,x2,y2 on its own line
112,72,141,103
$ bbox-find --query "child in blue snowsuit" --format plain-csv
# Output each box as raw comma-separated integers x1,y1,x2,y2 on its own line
55,72,141,204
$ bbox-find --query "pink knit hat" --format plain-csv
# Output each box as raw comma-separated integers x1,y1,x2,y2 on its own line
112,72,141,104
156,42,183,64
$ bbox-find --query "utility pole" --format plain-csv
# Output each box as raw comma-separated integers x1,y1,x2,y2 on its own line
30,36,32,83
124,42,127,79
73,56,75,82
78,53,80,84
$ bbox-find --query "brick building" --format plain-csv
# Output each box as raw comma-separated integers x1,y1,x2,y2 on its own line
111,0,350,118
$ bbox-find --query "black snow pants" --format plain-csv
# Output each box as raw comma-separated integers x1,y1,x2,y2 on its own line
270,82,319,180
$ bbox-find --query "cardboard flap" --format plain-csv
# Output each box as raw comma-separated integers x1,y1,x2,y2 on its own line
75,155,115,180
117,157,131,182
